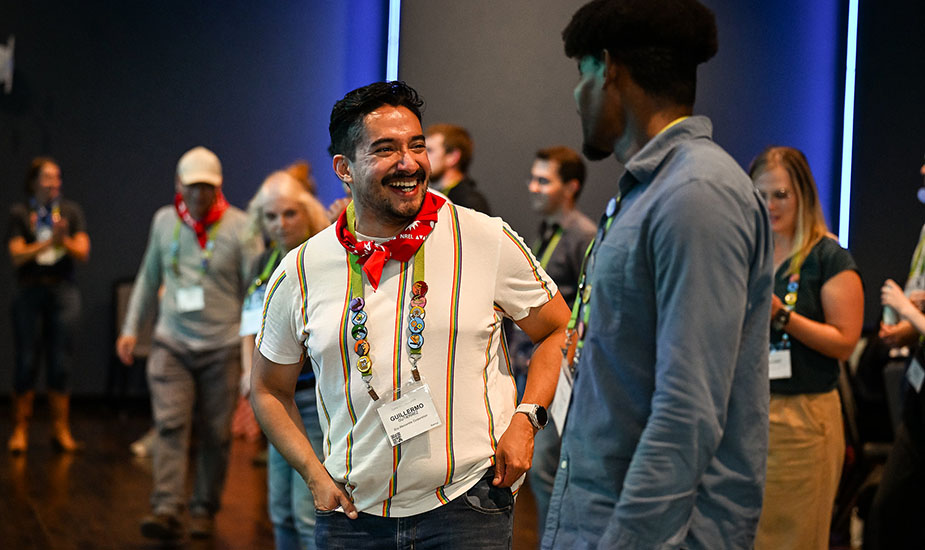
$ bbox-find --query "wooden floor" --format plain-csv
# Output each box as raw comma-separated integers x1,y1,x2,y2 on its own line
0,397,540,549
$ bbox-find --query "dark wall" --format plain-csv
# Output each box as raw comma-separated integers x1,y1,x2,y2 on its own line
0,1,388,395
849,0,925,326
398,0,846,241
2,0,914,395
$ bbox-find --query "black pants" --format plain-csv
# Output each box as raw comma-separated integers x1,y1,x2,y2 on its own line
864,386,925,549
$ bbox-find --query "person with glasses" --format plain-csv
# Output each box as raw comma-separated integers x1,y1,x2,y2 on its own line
240,168,330,550
750,146,863,550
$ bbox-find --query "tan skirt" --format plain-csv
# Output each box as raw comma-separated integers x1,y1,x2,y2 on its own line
755,389,845,550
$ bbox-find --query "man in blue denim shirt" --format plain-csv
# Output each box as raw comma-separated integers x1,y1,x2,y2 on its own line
542,1,773,549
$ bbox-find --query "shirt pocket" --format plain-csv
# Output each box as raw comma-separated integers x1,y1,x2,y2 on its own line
590,225,640,333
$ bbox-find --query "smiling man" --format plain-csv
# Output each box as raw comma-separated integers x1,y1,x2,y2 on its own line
251,81,569,549
542,1,773,549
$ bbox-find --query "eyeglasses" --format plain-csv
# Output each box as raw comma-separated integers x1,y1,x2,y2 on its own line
758,188,792,202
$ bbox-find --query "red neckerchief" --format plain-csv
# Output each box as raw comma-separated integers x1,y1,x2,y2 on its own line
174,190,229,248
335,192,445,291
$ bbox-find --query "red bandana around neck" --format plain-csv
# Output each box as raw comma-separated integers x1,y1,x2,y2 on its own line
174,190,229,248
335,192,446,291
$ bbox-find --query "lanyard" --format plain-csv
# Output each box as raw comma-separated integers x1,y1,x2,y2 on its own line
30,199,61,232
171,220,222,276
440,177,462,195
533,226,564,270
775,269,800,349
910,229,925,280
565,194,622,370
246,248,281,297
345,207,428,401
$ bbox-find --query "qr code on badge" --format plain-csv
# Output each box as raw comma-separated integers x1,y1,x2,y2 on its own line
390,432,403,445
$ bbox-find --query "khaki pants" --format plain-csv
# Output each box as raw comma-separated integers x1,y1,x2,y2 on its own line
755,389,844,550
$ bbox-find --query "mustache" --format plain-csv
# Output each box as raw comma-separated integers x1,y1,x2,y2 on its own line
382,169,427,185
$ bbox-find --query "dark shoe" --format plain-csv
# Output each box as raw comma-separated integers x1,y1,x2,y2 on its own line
140,513,182,540
189,511,214,538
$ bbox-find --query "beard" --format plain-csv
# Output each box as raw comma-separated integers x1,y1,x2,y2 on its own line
529,193,549,214
359,168,429,229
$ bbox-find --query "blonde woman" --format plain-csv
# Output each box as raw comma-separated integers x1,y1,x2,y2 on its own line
750,146,863,550
240,169,329,550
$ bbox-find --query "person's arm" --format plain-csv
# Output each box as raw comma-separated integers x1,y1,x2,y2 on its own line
51,215,90,262
882,279,925,335
116,213,164,365
8,236,52,267
879,320,919,347
240,335,256,396
773,268,864,360
250,351,358,518
492,293,570,487
600,182,766,547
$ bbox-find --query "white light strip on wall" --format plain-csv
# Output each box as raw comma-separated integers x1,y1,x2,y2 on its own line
838,0,859,248
386,0,401,81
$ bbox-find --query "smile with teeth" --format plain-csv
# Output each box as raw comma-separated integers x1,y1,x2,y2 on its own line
387,180,419,190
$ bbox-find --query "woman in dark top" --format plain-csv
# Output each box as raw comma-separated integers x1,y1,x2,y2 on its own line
750,147,863,550
7,157,91,453
241,168,330,550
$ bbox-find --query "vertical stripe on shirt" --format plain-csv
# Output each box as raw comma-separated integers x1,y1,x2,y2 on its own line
382,261,411,516
340,254,359,485
482,319,500,453
503,227,554,300
438,205,464,501
256,271,287,349
296,243,310,326
318,385,333,459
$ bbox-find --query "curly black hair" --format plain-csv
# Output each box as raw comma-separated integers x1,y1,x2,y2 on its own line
328,81,425,160
563,0,717,105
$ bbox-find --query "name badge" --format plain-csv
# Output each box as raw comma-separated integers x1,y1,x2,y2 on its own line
35,226,65,266
907,358,925,393
768,348,792,380
239,287,267,336
548,356,573,437
176,286,205,313
376,381,441,447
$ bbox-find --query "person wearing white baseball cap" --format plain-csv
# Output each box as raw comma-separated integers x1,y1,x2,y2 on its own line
116,146,261,541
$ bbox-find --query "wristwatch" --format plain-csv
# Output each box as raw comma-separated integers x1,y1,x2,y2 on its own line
515,403,548,430
771,308,792,332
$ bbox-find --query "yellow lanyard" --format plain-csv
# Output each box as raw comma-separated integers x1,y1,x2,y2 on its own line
345,205,427,401
170,220,222,276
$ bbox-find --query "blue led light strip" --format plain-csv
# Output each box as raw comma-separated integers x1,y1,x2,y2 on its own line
838,0,859,248
386,0,401,81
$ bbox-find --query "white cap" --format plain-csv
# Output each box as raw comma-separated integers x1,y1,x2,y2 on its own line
177,146,222,186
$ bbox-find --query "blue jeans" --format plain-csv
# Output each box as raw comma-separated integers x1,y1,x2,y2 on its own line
11,283,81,392
270,386,324,550
315,470,514,549
146,340,240,515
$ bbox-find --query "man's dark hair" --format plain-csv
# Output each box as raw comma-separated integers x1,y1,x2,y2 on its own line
563,0,717,106
328,81,425,160
425,124,474,173
24,156,58,196
536,146,586,200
